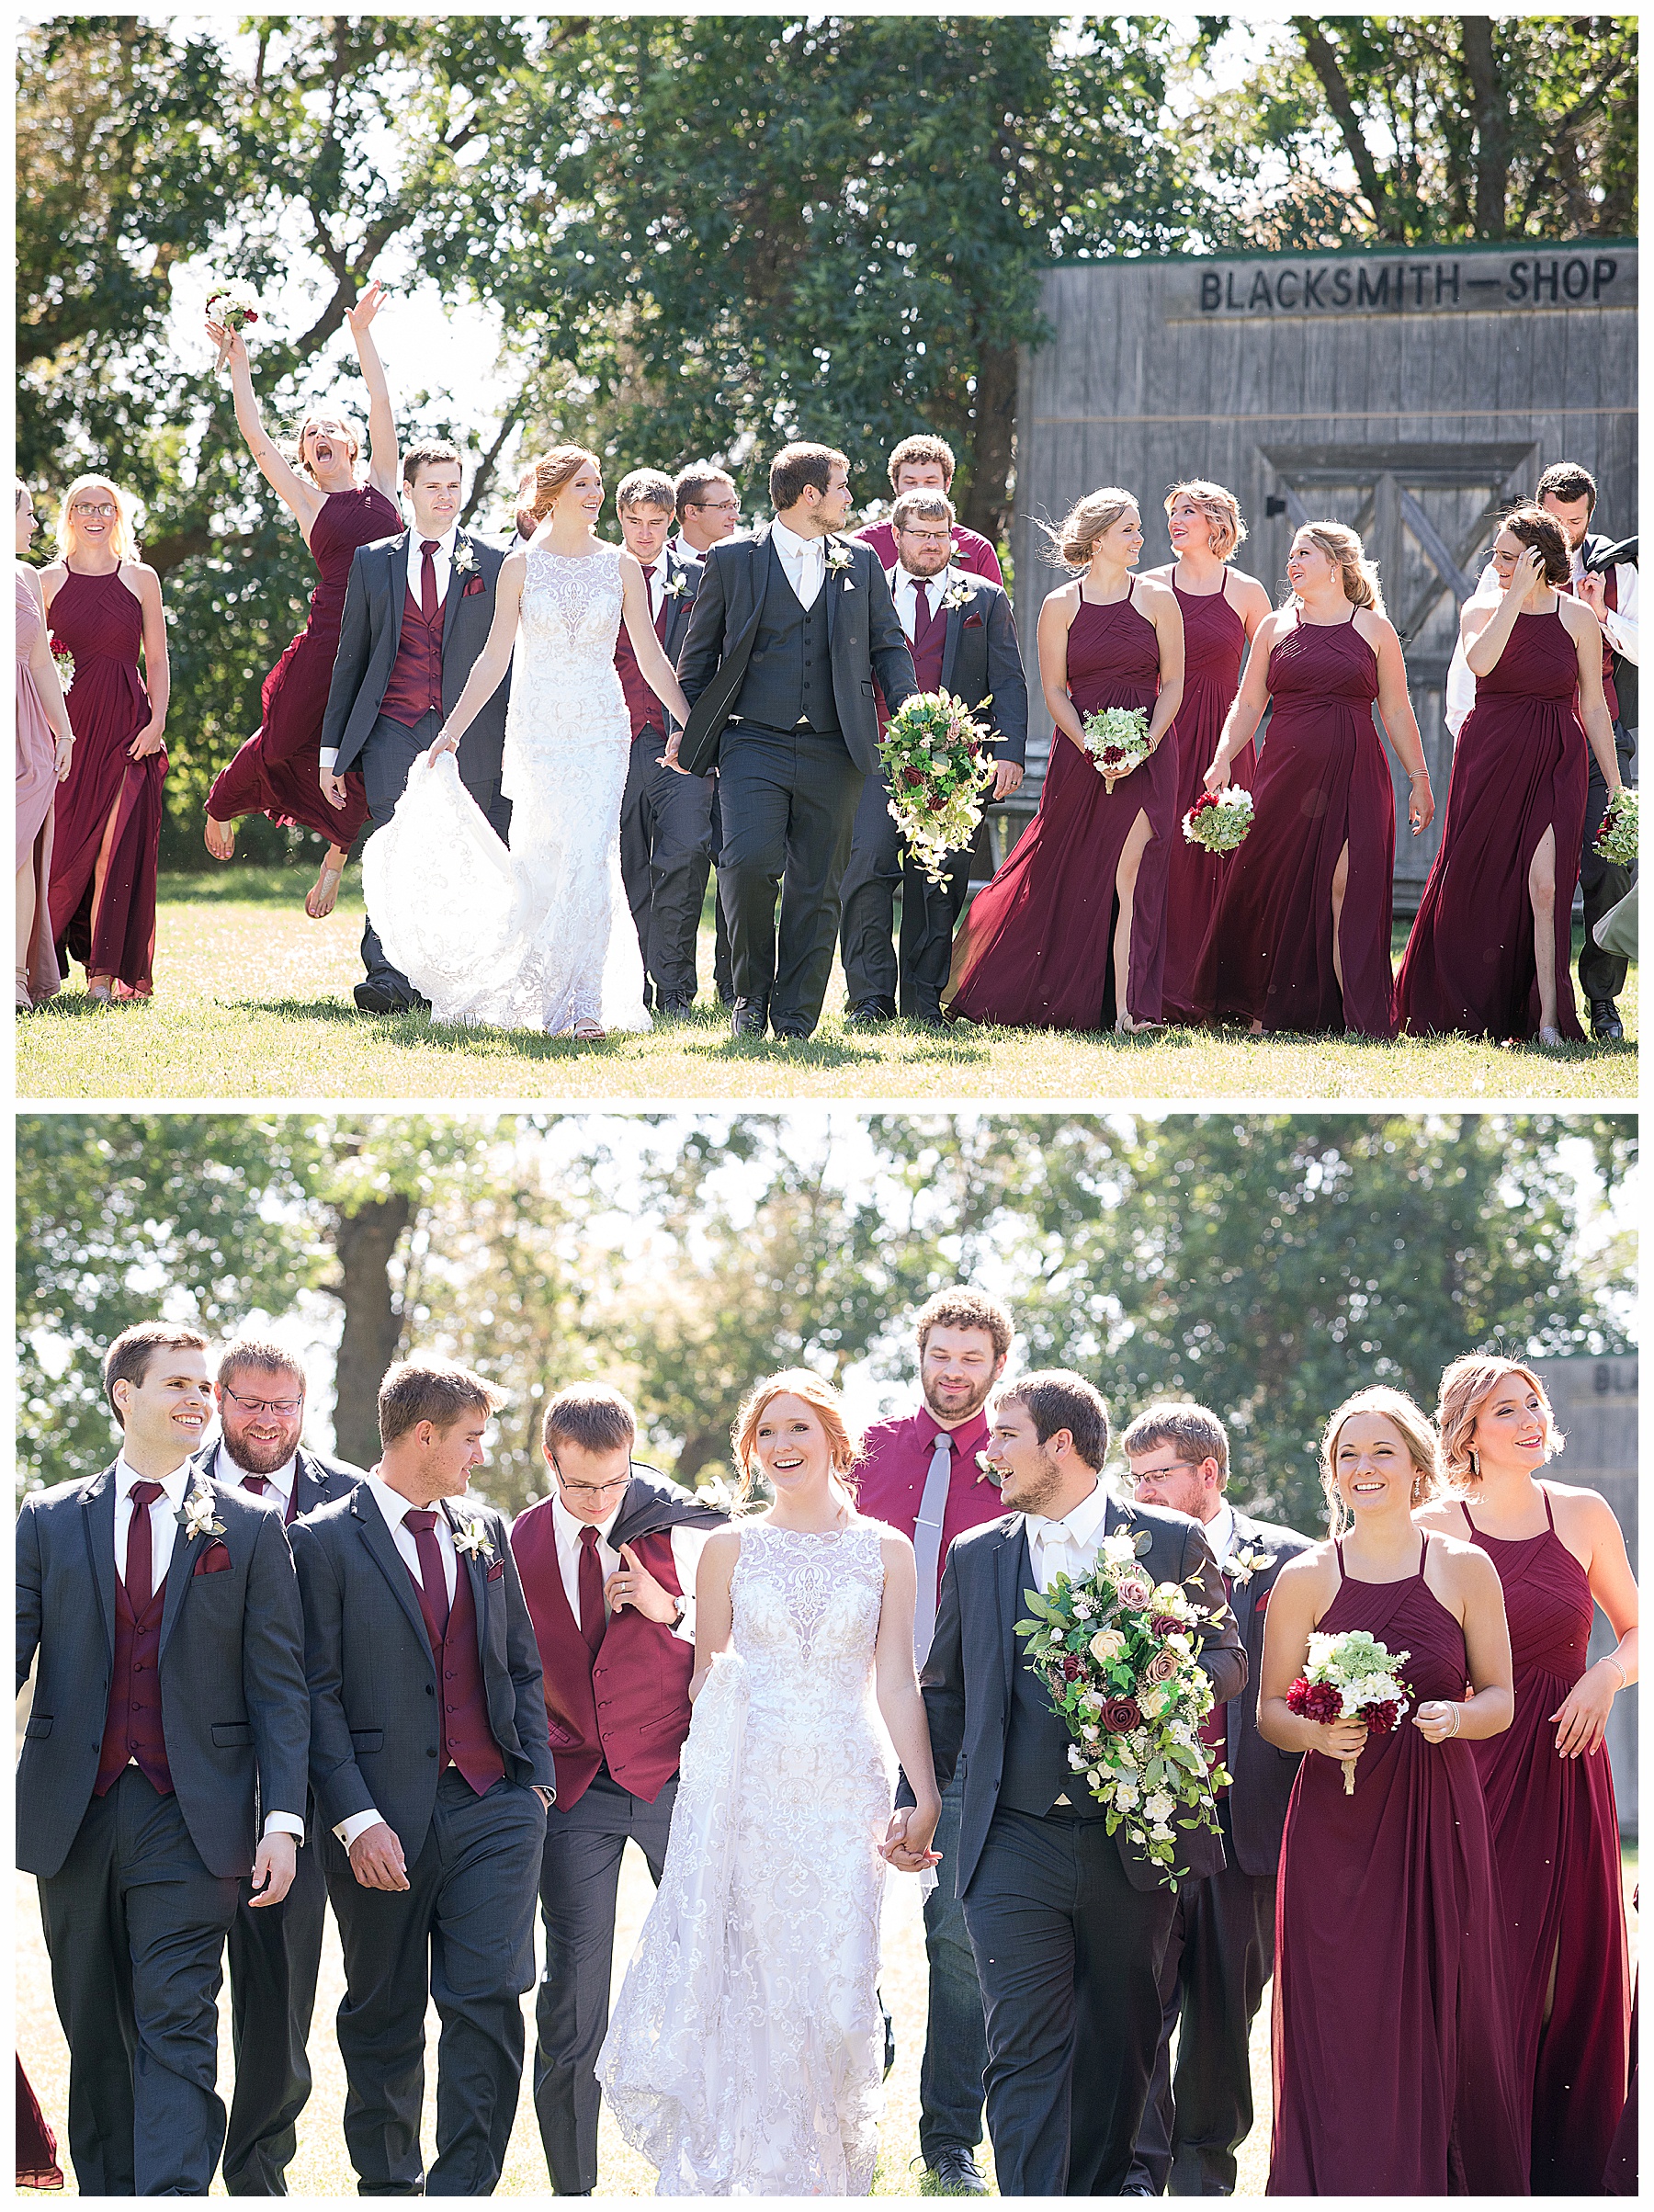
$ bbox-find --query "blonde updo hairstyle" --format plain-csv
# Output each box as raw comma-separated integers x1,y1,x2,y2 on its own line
1319,1384,1442,1535
732,1367,864,1510
56,475,139,563
1289,520,1385,618
1435,1355,1561,1490
1041,486,1139,571
527,445,602,525
292,411,362,482
1165,479,1247,561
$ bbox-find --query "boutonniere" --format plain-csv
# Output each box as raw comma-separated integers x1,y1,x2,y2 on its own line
176,1486,227,1544
940,579,974,611
824,539,855,587
452,1519,496,1564
661,569,690,598
450,539,477,575
1227,1543,1276,1589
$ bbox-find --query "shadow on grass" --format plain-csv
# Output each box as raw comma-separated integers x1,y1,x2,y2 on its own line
163,863,367,911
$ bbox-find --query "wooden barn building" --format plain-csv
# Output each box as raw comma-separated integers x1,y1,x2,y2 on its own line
1003,240,1637,907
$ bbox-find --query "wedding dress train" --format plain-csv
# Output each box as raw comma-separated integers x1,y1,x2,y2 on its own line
361,541,651,1033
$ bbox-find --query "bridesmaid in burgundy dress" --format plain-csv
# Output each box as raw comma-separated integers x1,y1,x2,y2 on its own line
40,477,170,1001
16,482,75,1009
202,280,400,917
1185,523,1434,1038
16,2058,63,2190
1261,1386,1526,2196
1142,481,1272,1017
1419,1356,1636,2195
1397,507,1623,1047
947,487,1184,1031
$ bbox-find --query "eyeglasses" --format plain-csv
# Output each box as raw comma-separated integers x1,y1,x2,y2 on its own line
688,497,740,514
222,1382,304,1417
1133,1460,1200,1480
71,502,118,518
551,1455,632,1499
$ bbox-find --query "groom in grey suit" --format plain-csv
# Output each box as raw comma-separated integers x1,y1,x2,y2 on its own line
891,1370,1246,2197
669,440,918,1038
318,440,514,1013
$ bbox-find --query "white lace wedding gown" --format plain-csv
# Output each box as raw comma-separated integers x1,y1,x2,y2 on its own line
360,542,651,1033
597,1521,893,2196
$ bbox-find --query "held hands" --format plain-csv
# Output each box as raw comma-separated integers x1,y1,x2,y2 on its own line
878,1802,943,1874
1412,1699,1461,1746
605,1542,677,1625
348,1820,411,1891
247,1830,298,1909
128,720,165,761
1550,1660,1621,1758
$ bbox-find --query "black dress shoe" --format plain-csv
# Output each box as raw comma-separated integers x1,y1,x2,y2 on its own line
771,1021,811,1039
906,1004,947,1029
355,979,407,1015
844,999,895,1028
731,1000,769,1038
654,994,696,1021
1590,997,1625,1041
923,2147,988,2195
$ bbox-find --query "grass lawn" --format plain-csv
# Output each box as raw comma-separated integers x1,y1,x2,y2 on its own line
18,867,1637,1101
15,1847,1639,2195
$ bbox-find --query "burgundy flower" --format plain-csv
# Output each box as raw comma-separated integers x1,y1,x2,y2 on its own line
1102,1696,1141,1734
1364,1699,1402,1737
1150,1612,1182,1639
901,766,925,788
1286,1677,1342,1725
928,792,946,811
1060,1653,1082,1681
1102,746,1125,766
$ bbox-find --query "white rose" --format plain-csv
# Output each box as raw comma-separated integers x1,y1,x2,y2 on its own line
1144,1791,1175,1823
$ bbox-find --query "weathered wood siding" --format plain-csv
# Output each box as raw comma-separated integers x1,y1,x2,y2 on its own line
1008,244,1637,904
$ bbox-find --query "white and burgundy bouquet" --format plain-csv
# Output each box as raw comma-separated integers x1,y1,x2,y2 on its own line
878,688,995,887
205,278,261,369
1183,786,1254,854
1014,1527,1229,1888
50,641,74,694
1286,1628,1412,1795
1594,788,1637,868
1080,704,1151,783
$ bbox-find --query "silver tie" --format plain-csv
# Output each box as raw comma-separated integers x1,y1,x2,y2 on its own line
912,1432,955,1664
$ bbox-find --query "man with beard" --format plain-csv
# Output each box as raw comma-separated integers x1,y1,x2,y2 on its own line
190,1339,366,2195
852,1287,1015,2195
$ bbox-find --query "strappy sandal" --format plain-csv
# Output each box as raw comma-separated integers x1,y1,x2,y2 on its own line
305,862,345,920
203,815,236,861
86,976,114,1004
572,1017,606,1042
1536,1025,1565,1049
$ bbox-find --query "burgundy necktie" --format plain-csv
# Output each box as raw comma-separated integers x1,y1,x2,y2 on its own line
125,1480,164,1610
577,1525,606,1660
419,539,440,626
404,1508,451,1637
912,579,931,644
244,1474,270,1497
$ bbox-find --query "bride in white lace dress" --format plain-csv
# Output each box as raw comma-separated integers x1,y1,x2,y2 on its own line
360,446,690,1037
597,1370,943,2196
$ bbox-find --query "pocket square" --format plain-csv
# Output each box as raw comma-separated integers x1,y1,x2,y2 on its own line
194,1541,233,1576
964,613,984,629
486,1560,505,1582
1253,1586,1271,1613
462,574,486,596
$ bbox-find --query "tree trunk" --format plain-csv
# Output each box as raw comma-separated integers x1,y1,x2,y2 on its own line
962,336,1018,547
331,1195,411,1467
1460,17,1510,239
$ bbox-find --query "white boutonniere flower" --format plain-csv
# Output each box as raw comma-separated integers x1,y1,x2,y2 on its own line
824,539,855,588
941,578,973,611
661,569,690,598
176,1487,227,1543
452,1519,496,1563
451,539,477,575
1227,1543,1275,1589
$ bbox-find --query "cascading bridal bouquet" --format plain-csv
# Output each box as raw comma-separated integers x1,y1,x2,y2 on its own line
1183,786,1254,853
1080,704,1151,784
878,688,995,887
1594,788,1637,867
1014,1528,1229,1888
1286,1628,1412,1795
205,279,261,369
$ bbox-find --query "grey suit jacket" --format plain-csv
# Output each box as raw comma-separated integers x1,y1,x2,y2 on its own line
188,1439,368,1522
290,1487,555,1865
16,1462,310,1880
1220,1506,1315,1877
674,523,917,776
913,1491,1247,1897
895,570,1029,766
318,528,513,779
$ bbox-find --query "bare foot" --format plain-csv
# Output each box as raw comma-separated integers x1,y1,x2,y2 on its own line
86,976,114,1004
1536,1025,1565,1049
204,815,235,861
305,860,346,920
1116,1015,1161,1036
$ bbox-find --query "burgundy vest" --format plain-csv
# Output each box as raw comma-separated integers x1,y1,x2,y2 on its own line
512,1504,694,1809
614,579,670,738
95,1571,174,1798
911,598,947,692
380,579,447,729
406,1546,505,1795
1564,565,1621,723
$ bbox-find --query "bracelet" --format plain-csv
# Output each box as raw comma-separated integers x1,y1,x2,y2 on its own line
1601,1653,1627,1690
1446,1701,1461,1738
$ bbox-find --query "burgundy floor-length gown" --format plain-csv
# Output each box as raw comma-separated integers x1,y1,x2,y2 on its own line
206,483,398,846
45,568,165,996
1269,1536,1529,2196
17,571,62,1004
17,2057,63,2189
947,582,1173,1028
1160,573,1252,1015
1183,609,1398,1038
1396,607,1590,1041
1459,1492,1630,2194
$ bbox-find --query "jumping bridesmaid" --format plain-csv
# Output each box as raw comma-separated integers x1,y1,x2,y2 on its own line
202,279,401,917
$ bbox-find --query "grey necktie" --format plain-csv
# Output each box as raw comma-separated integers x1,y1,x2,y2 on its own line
912,1432,954,1663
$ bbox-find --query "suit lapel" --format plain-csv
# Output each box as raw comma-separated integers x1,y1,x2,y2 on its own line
939,601,962,689
80,1463,119,1657
384,534,410,662
996,1517,1028,1706
351,1490,435,1654
160,1481,211,1655
439,531,470,657
444,1502,491,1662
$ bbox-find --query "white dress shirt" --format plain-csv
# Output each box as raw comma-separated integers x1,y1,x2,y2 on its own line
1199,1501,1238,1574
771,516,826,610
639,549,669,623
113,1453,303,1841
213,1442,296,1515
550,1491,702,1645
1447,547,1639,735
334,1472,462,1848
889,562,959,645
1026,1478,1115,1594
1570,543,1638,666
